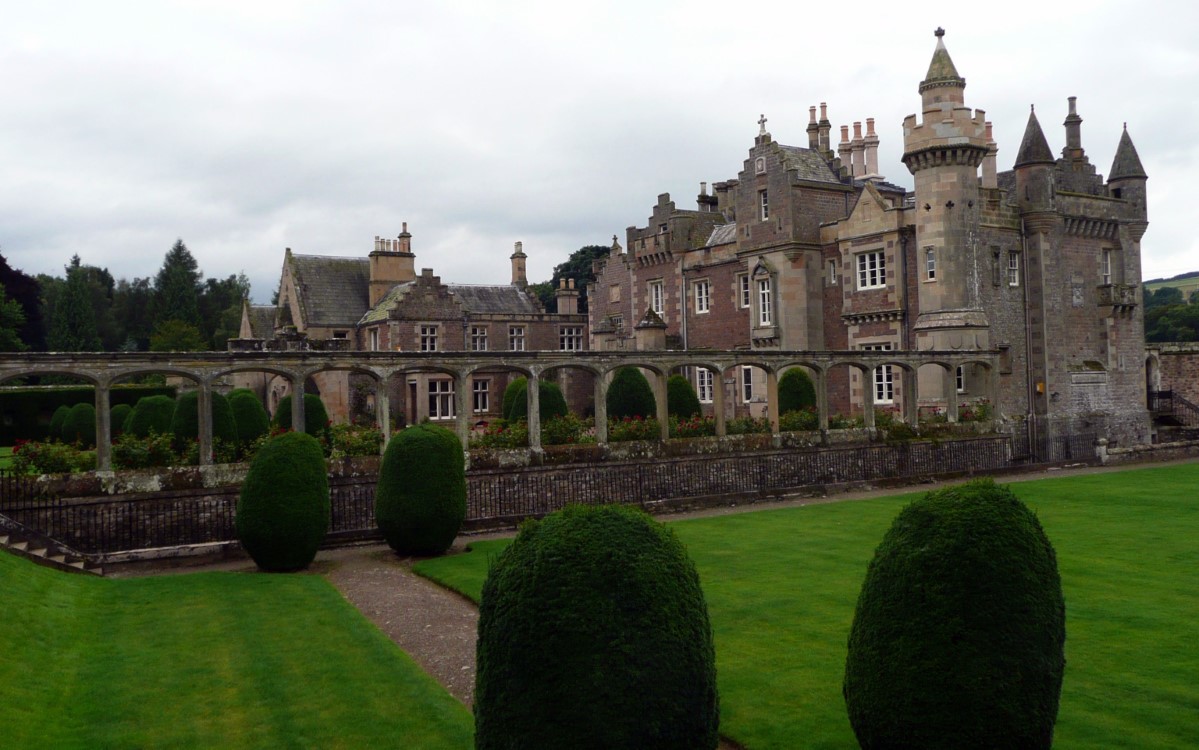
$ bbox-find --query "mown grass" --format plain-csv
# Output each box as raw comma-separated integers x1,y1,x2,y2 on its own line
415,463,1199,749
0,446,13,470
0,554,473,749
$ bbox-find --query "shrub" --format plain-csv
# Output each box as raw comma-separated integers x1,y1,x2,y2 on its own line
667,374,701,419
501,378,527,421
475,504,719,749
11,439,95,475
778,368,817,414
506,379,568,422
374,423,465,556
779,406,819,432
541,414,592,445
235,431,330,572
169,391,238,452
112,431,178,470
608,415,660,442
110,403,133,437
273,394,331,440
127,395,176,438
62,402,96,447
228,390,270,446
469,419,528,450
669,414,716,439
844,479,1066,749
726,416,770,435
49,405,70,440
606,367,656,420
328,422,384,459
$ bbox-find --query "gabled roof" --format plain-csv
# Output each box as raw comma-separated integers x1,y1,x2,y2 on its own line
1015,109,1056,168
705,223,738,247
779,145,842,184
289,253,371,328
359,281,415,325
246,304,276,338
1109,126,1148,180
448,284,542,314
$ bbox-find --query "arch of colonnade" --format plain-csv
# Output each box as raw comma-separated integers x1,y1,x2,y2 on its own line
0,349,999,470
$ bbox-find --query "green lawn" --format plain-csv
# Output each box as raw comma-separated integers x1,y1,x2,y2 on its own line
0,446,13,470
415,463,1199,749
0,553,473,749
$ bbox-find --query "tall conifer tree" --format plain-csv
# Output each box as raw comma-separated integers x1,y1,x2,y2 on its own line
154,239,201,327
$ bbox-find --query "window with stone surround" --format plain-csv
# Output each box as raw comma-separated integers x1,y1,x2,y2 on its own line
649,280,664,315
419,325,438,352
857,250,886,290
827,260,838,286
956,365,967,393
509,326,525,351
696,368,714,403
1007,251,1020,287
470,326,488,352
757,277,773,327
428,379,454,420
759,189,769,221
925,247,936,281
741,366,754,403
738,274,751,308
1101,248,1112,285
472,379,489,413
862,343,893,404
559,326,583,351
694,279,711,314
368,328,380,352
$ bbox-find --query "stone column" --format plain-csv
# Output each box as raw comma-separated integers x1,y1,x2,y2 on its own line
765,369,780,436
375,387,390,451
712,368,726,437
94,382,112,471
902,368,919,425
945,367,960,423
592,374,608,445
454,373,470,449
526,372,542,454
816,369,829,431
197,383,213,466
862,366,876,430
654,371,669,441
988,363,1002,421
291,376,306,432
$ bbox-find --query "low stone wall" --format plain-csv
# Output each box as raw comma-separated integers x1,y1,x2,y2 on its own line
1103,437,1199,466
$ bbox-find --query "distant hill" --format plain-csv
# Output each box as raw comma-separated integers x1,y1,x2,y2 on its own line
1144,271,1199,298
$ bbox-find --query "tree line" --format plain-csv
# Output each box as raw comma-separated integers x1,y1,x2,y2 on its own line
0,240,248,353
1145,286,1199,343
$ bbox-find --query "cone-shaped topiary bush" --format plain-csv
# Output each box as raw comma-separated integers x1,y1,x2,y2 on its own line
127,395,176,437
475,504,719,749
273,394,330,440
606,366,657,419
228,390,270,446
844,478,1066,749
62,402,96,447
506,379,568,422
235,431,329,571
169,391,238,451
374,423,465,556
110,403,132,438
667,374,702,419
49,405,70,441
778,368,817,414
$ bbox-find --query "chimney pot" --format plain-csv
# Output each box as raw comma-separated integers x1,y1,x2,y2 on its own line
866,117,876,137
853,121,863,139
819,102,828,120
809,106,817,124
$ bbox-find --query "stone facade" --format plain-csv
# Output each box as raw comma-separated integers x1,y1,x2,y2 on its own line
590,29,1151,446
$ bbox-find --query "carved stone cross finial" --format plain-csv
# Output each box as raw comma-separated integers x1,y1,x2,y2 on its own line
758,114,768,135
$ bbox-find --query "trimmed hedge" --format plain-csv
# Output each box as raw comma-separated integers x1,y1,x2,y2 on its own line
61,403,96,447
779,368,817,414
110,404,133,437
273,394,330,439
844,479,1066,749
506,379,568,422
124,395,177,438
0,385,174,443
169,391,239,451
235,431,329,571
374,423,465,556
667,374,701,419
49,405,70,441
607,367,656,419
475,504,719,749
228,390,270,445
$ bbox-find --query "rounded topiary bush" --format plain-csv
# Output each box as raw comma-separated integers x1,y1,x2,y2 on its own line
228,390,270,446
501,377,527,421
506,379,568,422
273,394,330,439
61,402,96,447
844,478,1066,749
110,403,133,437
169,391,238,450
127,395,176,437
607,366,657,419
667,374,702,419
475,504,719,749
374,423,465,556
235,431,329,571
49,405,70,441
779,368,817,414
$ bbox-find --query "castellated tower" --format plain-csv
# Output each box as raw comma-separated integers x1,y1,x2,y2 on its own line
902,28,991,351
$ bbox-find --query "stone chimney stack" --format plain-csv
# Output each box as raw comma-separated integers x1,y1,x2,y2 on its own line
510,240,528,288
697,181,718,212
807,106,819,149
864,118,880,177
555,277,580,315
1063,96,1084,161
982,121,998,189
851,121,865,177
369,223,417,307
838,125,852,173
818,102,831,154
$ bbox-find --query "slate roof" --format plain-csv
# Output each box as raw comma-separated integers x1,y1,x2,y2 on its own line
1109,127,1148,180
247,305,276,338
923,32,964,87
1015,110,1056,168
289,254,371,328
706,223,738,247
358,282,414,325
779,146,843,184
448,284,542,314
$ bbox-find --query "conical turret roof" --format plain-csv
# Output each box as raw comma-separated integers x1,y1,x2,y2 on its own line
921,28,965,90
1015,108,1055,167
1109,126,1147,180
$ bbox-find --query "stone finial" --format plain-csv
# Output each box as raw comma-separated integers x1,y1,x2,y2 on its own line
758,114,768,135
935,27,945,38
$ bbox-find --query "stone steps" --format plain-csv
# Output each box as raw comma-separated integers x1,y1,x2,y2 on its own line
0,530,104,576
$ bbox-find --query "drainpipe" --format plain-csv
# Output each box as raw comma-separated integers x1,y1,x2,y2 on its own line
680,264,688,351
1021,218,1038,458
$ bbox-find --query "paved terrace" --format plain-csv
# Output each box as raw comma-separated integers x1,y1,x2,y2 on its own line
0,349,999,470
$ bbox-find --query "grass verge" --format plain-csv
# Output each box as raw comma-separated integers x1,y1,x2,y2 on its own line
415,463,1199,749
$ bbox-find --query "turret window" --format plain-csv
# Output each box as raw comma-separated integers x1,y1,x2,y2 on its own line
1101,248,1112,285
925,247,936,281
1007,252,1020,287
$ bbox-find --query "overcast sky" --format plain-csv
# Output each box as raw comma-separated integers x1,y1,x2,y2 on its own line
2,0,1195,303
